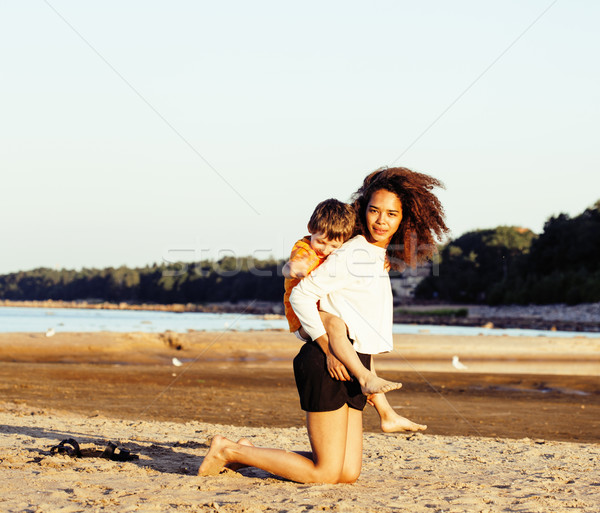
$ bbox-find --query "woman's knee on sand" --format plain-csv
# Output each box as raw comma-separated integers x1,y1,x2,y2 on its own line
336,461,361,484
304,462,360,484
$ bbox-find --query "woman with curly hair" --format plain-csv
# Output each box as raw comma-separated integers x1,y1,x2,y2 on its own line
352,167,448,269
198,167,448,483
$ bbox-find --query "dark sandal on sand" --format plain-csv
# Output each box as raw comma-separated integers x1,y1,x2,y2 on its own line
101,441,139,461
50,439,138,461
50,438,82,458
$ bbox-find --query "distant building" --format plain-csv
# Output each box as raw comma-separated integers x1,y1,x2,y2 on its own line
390,262,431,302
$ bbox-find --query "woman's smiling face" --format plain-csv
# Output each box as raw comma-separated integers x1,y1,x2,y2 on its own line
365,189,403,248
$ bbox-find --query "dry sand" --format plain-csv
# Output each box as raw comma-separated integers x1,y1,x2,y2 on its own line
1,330,599,512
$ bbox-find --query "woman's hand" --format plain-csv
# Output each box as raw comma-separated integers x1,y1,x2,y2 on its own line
314,334,351,381
326,351,351,381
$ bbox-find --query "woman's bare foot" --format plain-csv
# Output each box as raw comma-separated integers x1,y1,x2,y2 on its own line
360,374,402,396
380,413,427,433
225,438,254,471
198,435,234,476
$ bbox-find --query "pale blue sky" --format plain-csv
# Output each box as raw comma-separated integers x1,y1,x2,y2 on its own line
1,1,598,274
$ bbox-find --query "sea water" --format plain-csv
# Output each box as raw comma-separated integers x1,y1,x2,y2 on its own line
1,306,599,338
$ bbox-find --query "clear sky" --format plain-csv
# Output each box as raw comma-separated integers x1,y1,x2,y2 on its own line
1,1,598,274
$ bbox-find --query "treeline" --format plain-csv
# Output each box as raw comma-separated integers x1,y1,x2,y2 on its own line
416,200,600,305
0,257,284,304
3,200,599,306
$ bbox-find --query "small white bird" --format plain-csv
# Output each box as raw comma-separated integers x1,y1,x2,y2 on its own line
452,355,468,370
45,328,55,337
172,357,183,367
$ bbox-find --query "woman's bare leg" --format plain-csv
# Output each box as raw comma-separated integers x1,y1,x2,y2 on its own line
225,438,254,471
320,311,402,395
199,405,353,483
229,409,365,483
338,407,363,483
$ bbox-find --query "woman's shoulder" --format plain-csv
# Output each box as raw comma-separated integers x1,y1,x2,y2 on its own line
332,236,367,259
340,235,384,254
333,236,385,268
341,235,368,249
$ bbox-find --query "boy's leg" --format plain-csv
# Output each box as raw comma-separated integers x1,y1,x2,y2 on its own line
368,361,427,433
367,393,427,432
319,311,402,396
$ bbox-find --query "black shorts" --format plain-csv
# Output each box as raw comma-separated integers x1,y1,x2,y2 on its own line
293,341,372,412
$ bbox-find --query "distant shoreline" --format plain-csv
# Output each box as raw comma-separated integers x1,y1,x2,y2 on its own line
392,313,600,333
0,299,282,316
2,299,599,333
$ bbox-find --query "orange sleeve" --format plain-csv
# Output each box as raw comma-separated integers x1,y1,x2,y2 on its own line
289,239,322,274
283,237,324,333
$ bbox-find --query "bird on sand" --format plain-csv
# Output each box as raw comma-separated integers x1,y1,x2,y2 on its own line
452,355,468,370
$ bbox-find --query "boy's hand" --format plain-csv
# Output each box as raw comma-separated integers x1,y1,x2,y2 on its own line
288,253,312,279
327,352,351,381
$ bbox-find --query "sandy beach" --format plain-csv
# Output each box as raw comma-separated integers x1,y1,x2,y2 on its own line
1,330,599,512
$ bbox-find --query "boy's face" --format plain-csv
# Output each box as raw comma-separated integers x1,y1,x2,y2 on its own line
310,232,344,257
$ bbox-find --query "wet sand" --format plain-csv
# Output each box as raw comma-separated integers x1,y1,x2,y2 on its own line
1,330,599,512
1,330,599,442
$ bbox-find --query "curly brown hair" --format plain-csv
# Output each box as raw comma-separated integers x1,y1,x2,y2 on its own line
351,167,449,270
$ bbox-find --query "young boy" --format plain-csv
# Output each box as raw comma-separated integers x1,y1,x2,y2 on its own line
283,198,401,396
283,198,427,432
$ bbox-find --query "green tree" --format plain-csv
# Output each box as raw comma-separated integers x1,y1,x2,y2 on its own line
416,226,536,303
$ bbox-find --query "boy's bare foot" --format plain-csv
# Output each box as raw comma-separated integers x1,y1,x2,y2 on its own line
360,374,402,396
225,438,254,471
198,435,233,476
381,414,427,433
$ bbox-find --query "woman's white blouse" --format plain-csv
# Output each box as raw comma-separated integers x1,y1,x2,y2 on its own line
289,235,394,355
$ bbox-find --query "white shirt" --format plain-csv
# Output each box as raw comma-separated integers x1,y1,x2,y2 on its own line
289,235,394,355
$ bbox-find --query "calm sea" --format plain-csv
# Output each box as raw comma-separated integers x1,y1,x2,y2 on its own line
1,306,598,338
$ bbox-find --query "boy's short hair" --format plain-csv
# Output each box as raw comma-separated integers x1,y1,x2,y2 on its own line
307,199,356,241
